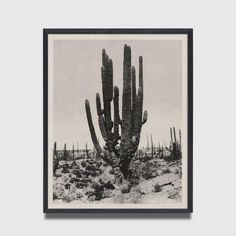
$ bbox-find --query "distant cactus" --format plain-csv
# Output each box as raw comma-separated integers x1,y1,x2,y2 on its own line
72,144,74,158
85,143,90,159
63,143,67,160
85,45,148,184
169,127,182,160
53,141,59,175
53,142,57,159
150,135,154,158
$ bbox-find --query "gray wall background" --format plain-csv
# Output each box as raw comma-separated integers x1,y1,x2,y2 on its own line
1,0,236,235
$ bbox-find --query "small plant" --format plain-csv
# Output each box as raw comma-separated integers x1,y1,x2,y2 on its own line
154,183,162,193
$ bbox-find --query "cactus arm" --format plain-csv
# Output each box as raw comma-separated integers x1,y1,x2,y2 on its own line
133,87,143,140
179,129,182,149
96,92,103,116
139,56,143,94
173,127,177,143
131,66,136,133
131,66,136,110
170,127,173,145
121,45,132,150
85,99,103,155
96,93,107,141
101,49,113,132
131,56,146,144
85,99,117,165
138,56,143,131
113,86,120,144
142,110,148,124
98,117,107,141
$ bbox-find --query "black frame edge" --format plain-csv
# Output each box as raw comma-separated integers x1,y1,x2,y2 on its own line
43,29,49,213
43,28,193,214
187,29,193,213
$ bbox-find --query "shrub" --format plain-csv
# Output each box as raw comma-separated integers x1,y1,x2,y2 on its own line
154,183,162,192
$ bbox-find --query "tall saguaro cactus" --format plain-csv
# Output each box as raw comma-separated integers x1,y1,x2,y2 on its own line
85,45,148,183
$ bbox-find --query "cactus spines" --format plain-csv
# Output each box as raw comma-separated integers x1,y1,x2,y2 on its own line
85,45,148,182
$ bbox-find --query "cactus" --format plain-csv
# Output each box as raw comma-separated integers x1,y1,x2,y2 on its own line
77,142,79,157
53,142,57,159
85,143,89,159
147,136,150,150
72,144,74,158
169,127,182,160
179,129,182,151
151,135,154,158
63,143,67,160
85,45,148,183
53,142,58,175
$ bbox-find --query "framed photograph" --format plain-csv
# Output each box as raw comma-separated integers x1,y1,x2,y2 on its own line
43,28,193,213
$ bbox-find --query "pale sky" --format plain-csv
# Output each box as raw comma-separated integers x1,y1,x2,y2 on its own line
52,39,183,150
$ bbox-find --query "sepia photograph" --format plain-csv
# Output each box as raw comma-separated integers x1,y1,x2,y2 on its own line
43,29,193,213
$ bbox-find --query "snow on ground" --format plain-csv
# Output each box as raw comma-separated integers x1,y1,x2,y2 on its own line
53,157,182,204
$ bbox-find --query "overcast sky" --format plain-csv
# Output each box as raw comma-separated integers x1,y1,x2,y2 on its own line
52,39,183,150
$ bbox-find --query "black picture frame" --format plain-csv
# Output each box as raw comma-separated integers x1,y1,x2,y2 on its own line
43,28,193,214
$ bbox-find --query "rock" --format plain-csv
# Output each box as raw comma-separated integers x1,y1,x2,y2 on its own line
120,183,130,193
75,189,84,198
142,161,158,179
99,167,115,184
102,188,113,198
169,166,179,174
155,173,179,186
162,184,174,192
156,169,163,176
162,169,171,174
53,182,64,199
173,179,181,189
154,183,162,192
114,193,124,203
86,164,97,172
113,191,142,204
139,180,155,194
72,169,82,178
